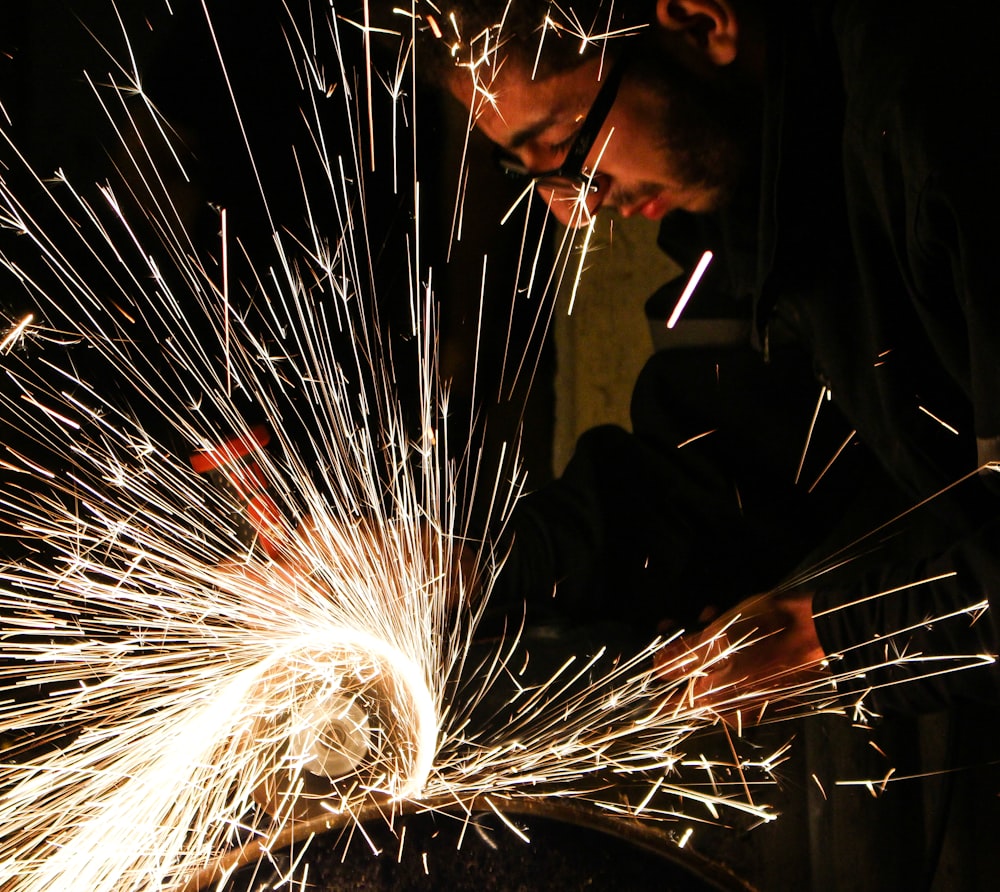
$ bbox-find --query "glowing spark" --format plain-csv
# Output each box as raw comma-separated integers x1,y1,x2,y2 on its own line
676,429,716,449
807,428,856,493
18,395,81,429
666,250,713,329
362,1,376,171
1,313,33,353
542,2,647,54
812,571,960,619
531,15,555,79
483,796,531,843
567,217,597,314
221,206,231,396
917,404,960,435
796,385,827,486
811,774,827,800
636,775,666,815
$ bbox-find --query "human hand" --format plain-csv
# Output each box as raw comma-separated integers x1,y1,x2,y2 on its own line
654,590,831,724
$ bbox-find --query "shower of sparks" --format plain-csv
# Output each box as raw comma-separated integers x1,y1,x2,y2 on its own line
532,0,648,77
0,3,994,891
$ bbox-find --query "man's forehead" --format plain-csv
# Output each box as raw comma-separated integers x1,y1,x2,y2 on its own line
448,56,604,147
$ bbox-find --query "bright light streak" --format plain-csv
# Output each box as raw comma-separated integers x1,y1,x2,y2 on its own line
1,313,34,353
917,404,960,436
666,250,712,329
807,428,856,493
676,429,717,449
812,572,960,619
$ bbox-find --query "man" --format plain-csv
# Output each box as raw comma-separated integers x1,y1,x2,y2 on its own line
400,0,1000,715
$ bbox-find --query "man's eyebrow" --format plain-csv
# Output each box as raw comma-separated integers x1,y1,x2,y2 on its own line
504,114,561,151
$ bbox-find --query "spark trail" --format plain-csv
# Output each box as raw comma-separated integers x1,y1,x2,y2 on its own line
0,3,992,891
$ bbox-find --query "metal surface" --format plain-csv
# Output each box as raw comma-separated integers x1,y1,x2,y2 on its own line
185,795,757,892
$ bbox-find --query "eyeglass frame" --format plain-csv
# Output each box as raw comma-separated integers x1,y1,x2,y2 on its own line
493,54,629,195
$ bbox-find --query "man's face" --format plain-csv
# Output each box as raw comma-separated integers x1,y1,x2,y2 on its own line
451,45,754,226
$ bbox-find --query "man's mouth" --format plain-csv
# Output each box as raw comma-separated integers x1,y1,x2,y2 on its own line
636,194,675,219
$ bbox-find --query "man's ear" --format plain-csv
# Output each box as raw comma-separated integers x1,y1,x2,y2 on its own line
655,0,739,66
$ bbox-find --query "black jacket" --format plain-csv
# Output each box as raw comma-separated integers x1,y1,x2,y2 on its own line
492,0,1000,712
756,0,1000,710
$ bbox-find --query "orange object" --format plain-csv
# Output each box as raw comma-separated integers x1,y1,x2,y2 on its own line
190,425,285,557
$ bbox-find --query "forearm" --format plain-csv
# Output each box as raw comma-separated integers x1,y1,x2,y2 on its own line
812,521,1000,713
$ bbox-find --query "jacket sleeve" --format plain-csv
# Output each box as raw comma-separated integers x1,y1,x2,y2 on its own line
811,128,1000,714
812,507,1000,714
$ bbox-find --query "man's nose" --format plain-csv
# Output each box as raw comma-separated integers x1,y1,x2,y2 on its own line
537,175,611,227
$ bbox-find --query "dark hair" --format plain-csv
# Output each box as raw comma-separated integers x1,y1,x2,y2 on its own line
374,1,655,83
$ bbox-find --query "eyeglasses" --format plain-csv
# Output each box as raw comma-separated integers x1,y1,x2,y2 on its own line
493,55,628,197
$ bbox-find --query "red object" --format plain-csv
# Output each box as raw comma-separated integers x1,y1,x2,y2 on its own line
190,425,285,557
189,425,271,474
